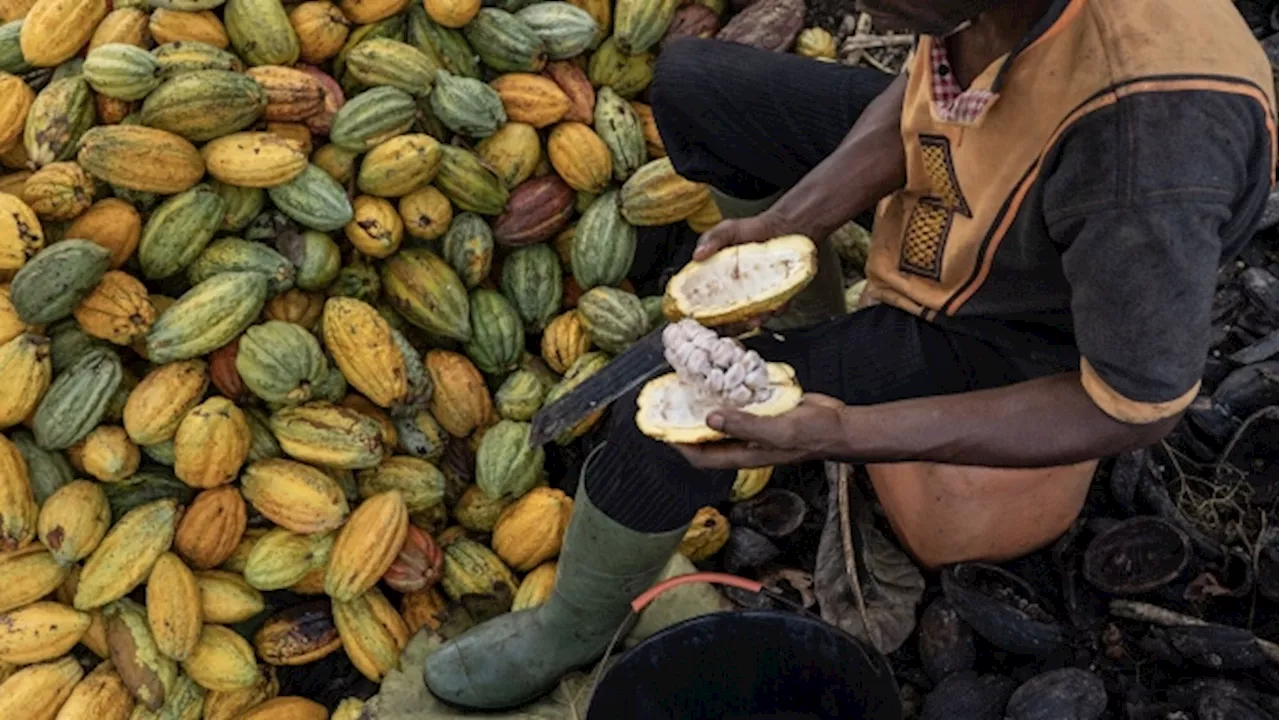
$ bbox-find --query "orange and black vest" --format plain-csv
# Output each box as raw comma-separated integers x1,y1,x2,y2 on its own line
865,0,1277,423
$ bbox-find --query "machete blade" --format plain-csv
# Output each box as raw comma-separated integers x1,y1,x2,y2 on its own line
528,328,668,447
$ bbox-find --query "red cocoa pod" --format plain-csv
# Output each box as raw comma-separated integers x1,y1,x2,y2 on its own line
298,65,346,137
543,61,596,125
661,5,722,51
715,0,805,52
492,175,576,247
383,525,445,593
209,338,250,403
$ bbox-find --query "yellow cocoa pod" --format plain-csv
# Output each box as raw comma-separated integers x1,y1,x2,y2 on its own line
491,73,570,128
269,401,388,470
511,560,557,611
268,122,312,155
312,143,359,184
0,285,30,346
540,310,590,374
73,270,155,345
325,490,408,602
425,350,493,437
344,195,403,258
237,696,327,720
731,465,772,501
38,479,110,564
0,656,84,719
75,498,179,610
195,570,264,624
245,66,324,123
22,161,94,221
678,505,730,562
547,122,611,193
291,1,350,64
357,134,441,198
0,143,30,170
0,544,68,612
173,396,251,489
399,587,447,633
795,26,836,60
630,100,664,158
619,156,710,226
424,0,479,28
123,360,209,446
175,486,246,570
0,332,50,429
0,74,34,157
491,487,573,572
263,288,324,330
476,122,542,190
333,697,366,720
66,198,141,269
0,601,90,664
56,660,136,720
90,7,150,50
148,9,228,48
104,598,177,712
240,458,349,534
0,0,37,21
340,0,407,23
77,125,205,196
322,296,409,408
201,666,279,720
201,132,308,189
82,423,136,475
0,191,42,272
218,527,266,574
398,186,453,241
19,0,108,67
0,434,36,552
182,625,257,692
452,484,511,533
333,586,409,682
146,553,203,661
685,192,722,233
0,171,30,197
243,528,333,591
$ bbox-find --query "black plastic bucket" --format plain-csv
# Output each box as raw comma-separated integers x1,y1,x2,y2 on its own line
586,610,903,720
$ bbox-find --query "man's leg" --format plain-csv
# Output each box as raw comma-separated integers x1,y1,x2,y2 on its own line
424,307,1065,709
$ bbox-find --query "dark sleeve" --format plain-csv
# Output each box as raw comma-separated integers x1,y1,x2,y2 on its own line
1042,88,1275,424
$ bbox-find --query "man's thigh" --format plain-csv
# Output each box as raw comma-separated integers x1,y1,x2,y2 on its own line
651,38,895,197
743,306,1060,406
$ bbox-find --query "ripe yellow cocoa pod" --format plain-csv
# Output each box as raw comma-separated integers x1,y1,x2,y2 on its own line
425,350,494,437
312,143,359,184
357,133,442,198
66,198,142,269
0,74,34,157
195,570,264,624
0,434,36,552
19,0,108,67
0,191,43,273
511,560,557,611
340,0,408,23
240,458,349,534
38,479,110,564
201,132,309,189
731,465,772,501
540,310,591,374
0,656,84,719
245,66,324,123
74,270,156,345
333,586,409,682
344,195,403,258
547,121,612,194
242,527,334,591
322,296,410,408
491,487,573,572
90,7,150,50
290,1,350,64
325,490,408,601
173,397,251,489
0,332,51,429
425,0,478,28
399,186,453,241
75,499,179,611
182,625,258,692
0,544,68,612
476,121,542,190
175,486,246,570
0,0,37,21
678,506,730,562
79,425,141,482
491,74,571,128
148,9,229,48
0,286,30,346
146,553,203,661
56,660,136,720
22,161,94,221
0,601,90,664
237,696,327,720
123,360,209,446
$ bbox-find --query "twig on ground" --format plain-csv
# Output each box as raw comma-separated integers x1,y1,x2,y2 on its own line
1110,599,1279,664
834,462,870,632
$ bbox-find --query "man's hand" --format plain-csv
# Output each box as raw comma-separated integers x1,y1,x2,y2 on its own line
674,393,848,469
693,212,789,261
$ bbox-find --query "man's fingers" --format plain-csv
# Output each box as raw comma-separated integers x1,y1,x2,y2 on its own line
705,409,780,445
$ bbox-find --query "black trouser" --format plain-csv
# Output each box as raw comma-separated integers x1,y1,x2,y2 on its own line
585,40,1072,533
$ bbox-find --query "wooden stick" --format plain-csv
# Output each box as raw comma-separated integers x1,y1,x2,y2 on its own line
1110,599,1279,663
833,462,870,635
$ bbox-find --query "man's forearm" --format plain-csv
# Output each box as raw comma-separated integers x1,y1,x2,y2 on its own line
834,372,1179,467
767,73,908,241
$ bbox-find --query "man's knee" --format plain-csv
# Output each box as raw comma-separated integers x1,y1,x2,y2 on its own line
651,38,720,124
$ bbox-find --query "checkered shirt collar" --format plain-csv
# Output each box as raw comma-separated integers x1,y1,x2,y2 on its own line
928,40,998,125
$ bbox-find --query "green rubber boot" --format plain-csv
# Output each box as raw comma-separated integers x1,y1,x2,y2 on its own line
711,187,846,331
422,451,689,710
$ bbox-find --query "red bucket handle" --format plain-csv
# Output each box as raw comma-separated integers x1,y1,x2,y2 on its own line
630,572,765,613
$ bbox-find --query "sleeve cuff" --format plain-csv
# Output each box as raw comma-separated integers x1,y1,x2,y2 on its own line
1079,358,1199,425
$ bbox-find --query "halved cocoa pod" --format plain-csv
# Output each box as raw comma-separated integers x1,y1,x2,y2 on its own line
729,488,806,538
917,597,976,684
1005,668,1107,720
1082,516,1190,595
920,671,1016,720
941,563,1067,656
